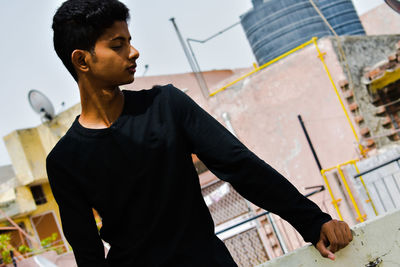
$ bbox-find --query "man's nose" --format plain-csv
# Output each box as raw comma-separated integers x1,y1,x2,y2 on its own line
129,45,139,60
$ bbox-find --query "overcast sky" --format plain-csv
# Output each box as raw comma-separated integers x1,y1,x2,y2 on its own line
0,0,384,166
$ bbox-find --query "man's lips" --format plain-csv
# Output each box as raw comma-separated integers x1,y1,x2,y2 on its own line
127,65,136,73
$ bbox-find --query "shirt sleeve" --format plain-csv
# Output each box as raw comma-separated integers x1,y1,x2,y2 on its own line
46,154,108,266
167,84,332,245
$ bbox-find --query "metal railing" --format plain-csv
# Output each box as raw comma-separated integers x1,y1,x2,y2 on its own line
215,185,325,236
213,185,326,264
320,159,377,222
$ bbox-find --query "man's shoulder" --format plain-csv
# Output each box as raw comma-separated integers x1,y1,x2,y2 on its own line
46,128,76,166
123,84,182,112
125,84,179,98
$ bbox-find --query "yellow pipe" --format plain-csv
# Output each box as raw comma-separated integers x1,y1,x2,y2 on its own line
341,158,360,166
320,170,343,220
311,37,365,157
352,162,379,216
324,160,357,173
336,165,364,222
209,39,315,97
323,166,338,173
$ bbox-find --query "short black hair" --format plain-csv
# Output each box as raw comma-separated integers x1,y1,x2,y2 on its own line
52,0,130,81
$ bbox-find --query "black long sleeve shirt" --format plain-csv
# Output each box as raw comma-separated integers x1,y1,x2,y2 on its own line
46,84,331,266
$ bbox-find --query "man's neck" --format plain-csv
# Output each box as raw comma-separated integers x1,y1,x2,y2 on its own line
77,80,125,129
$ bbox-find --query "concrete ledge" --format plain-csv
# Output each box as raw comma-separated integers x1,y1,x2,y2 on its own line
258,209,400,267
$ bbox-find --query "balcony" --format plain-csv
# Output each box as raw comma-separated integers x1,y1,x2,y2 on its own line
0,186,36,221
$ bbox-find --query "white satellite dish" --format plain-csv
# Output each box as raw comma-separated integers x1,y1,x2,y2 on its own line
28,90,55,122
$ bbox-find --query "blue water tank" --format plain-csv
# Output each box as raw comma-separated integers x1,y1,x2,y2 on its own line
240,0,365,66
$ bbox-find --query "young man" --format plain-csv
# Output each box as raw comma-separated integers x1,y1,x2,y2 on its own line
48,0,352,266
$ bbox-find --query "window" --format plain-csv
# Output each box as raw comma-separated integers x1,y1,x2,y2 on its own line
30,185,47,205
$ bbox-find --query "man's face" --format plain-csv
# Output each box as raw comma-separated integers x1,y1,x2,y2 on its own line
86,21,139,87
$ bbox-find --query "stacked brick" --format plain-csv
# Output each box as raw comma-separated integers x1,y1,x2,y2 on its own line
339,79,375,149
340,40,400,149
364,40,400,142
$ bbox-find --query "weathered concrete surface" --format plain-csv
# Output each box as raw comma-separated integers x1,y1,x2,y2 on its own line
331,35,400,148
0,186,36,221
258,209,400,267
3,103,80,186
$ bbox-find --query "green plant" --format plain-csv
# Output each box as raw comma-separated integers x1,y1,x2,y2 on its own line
0,234,12,264
40,233,64,254
0,232,65,263
18,245,32,254
40,233,58,248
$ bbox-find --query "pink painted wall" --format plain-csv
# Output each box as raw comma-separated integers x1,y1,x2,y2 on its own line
360,3,400,35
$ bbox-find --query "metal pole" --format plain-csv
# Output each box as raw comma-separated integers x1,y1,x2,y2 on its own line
169,17,210,98
187,21,240,45
267,213,289,254
185,21,240,97
298,114,322,171
10,250,17,267
142,64,149,77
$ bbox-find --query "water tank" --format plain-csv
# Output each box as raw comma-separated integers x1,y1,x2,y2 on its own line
240,0,365,66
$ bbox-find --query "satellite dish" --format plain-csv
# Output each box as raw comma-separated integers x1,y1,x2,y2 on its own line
28,89,55,122
385,0,400,14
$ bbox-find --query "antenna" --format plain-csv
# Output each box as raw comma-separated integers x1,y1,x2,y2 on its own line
142,64,149,76
28,90,55,122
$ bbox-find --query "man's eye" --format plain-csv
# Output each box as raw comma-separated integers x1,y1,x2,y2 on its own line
111,46,122,50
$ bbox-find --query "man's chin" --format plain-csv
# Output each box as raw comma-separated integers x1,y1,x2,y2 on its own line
120,77,135,86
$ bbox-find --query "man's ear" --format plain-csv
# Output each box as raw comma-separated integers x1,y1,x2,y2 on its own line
71,49,90,73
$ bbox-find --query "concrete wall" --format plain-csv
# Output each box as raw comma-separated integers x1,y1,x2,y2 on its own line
3,103,80,186
258,209,400,267
330,35,400,148
0,186,36,221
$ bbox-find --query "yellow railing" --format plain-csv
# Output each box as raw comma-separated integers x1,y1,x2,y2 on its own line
311,38,365,157
321,159,378,222
209,39,315,97
320,168,344,221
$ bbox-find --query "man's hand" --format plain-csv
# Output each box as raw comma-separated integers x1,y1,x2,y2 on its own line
315,219,353,260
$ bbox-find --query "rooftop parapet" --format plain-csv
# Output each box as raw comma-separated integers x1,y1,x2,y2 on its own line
258,209,400,266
